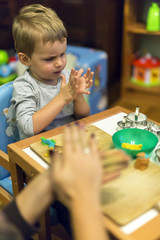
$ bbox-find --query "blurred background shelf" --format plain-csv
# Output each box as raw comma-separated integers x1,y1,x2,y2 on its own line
115,0,160,123
127,23,160,35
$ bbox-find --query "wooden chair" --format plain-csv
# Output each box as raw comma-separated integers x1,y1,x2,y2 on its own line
0,81,15,205
0,81,56,239
0,150,13,204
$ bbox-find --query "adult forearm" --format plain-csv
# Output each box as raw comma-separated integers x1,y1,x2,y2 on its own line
33,94,65,134
70,198,109,240
16,170,54,226
74,95,90,119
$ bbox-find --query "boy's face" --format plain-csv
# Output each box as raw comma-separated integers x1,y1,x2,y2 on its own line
28,39,67,84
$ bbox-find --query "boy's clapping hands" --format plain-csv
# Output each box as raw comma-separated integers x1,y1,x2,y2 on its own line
60,68,94,105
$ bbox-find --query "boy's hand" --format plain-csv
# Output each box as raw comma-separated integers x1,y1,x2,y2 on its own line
78,68,94,95
59,68,94,105
69,68,94,96
59,71,79,104
68,68,83,98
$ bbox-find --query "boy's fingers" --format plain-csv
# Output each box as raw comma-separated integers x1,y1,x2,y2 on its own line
87,80,93,88
76,69,84,78
78,91,90,95
84,68,90,78
60,74,66,86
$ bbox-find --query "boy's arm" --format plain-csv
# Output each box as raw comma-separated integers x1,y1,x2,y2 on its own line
13,77,69,136
33,74,78,134
73,68,93,119
33,69,92,133
33,93,66,134
73,94,90,119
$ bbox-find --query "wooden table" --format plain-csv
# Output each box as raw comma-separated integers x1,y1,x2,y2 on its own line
7,106,160,240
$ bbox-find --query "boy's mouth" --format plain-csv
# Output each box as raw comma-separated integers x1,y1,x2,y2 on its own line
54,71,61,75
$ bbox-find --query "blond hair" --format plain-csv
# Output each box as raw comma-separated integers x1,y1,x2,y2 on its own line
12,4,67,57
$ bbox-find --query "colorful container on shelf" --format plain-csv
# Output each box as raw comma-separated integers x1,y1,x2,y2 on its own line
146,2,160,31
131,54,160,87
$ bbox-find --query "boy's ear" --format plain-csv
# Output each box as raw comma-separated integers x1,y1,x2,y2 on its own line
18,52,31,67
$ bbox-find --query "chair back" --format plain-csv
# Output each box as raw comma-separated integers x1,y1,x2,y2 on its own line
0,81,15,153
0,81,15,179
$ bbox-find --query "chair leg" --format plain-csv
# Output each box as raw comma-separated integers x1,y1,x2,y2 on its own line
0,186,13,204
10,161,24,196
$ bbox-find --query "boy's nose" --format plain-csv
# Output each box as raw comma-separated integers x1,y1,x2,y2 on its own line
55,58,62,67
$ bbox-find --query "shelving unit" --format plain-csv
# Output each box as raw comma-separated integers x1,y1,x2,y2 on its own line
122,0,160,95
112,0,160,123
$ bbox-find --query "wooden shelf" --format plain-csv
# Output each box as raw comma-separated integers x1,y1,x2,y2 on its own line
121,0,160,105
123,81,160,94
127,23,160,35
111,95,160,123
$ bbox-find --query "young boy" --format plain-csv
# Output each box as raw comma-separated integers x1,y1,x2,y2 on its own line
11,4,93,140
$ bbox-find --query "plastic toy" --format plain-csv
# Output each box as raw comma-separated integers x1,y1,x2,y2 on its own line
0,65,12,77
131,53,160,86
122,143,142,150
146,3,160,31
0,50,9,65
41,137,56,148
0,50,18,85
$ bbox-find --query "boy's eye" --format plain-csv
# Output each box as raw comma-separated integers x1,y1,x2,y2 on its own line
61,52,65,57
45,57,55,61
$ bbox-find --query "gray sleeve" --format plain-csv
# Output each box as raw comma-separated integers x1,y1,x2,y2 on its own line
12,79,38,138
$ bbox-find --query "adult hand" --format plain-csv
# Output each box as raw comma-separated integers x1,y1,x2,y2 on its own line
50,123,102,209
100,149,130,183
50,124,130,208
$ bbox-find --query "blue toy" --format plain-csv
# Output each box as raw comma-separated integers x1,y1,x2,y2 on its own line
41,137,56,148
0,64,12,77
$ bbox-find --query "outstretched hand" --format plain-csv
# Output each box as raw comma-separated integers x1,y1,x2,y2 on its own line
50,123,130,209
50,123,102,208
100,149,130,183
